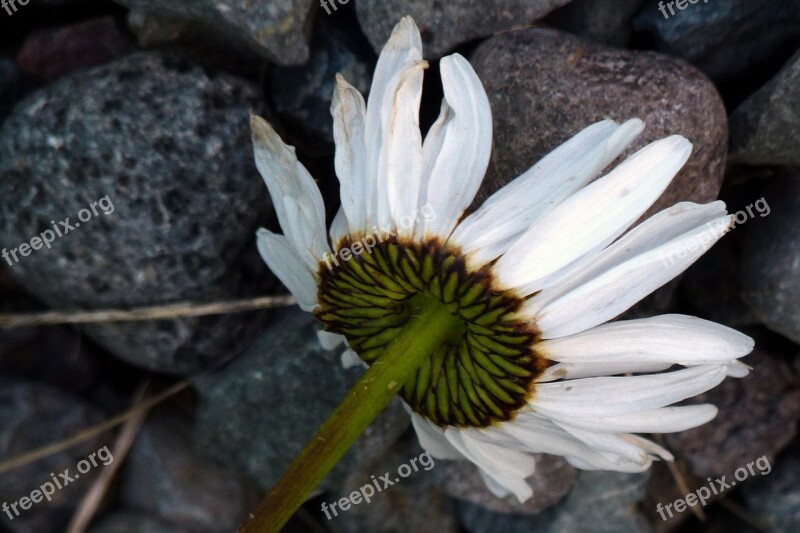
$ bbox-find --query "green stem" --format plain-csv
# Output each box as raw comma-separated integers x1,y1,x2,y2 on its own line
240,298,461,533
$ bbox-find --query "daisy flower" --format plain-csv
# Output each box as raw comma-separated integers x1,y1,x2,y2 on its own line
250,17,754,503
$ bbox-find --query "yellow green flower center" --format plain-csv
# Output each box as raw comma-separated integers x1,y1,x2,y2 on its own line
315,234,545,428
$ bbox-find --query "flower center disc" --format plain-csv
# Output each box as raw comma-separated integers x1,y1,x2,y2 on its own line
315,235,545,428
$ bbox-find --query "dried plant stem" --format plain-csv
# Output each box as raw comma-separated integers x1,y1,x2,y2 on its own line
67,381,151,533
0,381,188,475
0,295,296,328
653,434,706,523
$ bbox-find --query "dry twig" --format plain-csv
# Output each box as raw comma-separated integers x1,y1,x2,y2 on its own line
0,295,296,328
66,381,151,533
0,381,189,475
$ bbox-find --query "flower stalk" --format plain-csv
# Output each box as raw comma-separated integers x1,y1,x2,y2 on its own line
239,298,462,533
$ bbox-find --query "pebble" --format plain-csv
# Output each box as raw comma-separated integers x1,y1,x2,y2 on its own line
546,0,644,47
0,380,108,533
740,173,800,343
456,470,651,533
268,16,373,155
113,0,315,65
16,17,135,83
119,408,260,532
439,454,576,515
632,0,800,91
730,50,800,166
0,52,273,374
356,0,572,58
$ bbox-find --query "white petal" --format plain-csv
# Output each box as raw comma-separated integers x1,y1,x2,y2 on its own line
564,455,652,472
532,365,728,418
495,136,692,292
329,206,349,249
256,229,318,312
340,348,366,369
409,412,463,460
251,115,329,263
415,54,493,240
317,330,345,350
624,434,673,461
446,428,534,502
725,361,751,378
551,404,719,434
451,118,644,268
283,196,325,272
538,314,754,366
384,61,426,237
331,75,368,234
533,215,733,338
497,414,652,472
477,469,513,499
525,201,727,305
364,16,423,230
539,361,674,381
551,421,651,463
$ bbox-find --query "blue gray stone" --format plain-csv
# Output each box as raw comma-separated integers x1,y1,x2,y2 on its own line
0,52,273,375
0,380,107,533
356,0,574,59
730,49,800,166
742,452,800,532
740,173,800,344
456,470,651,533
114,0,315,65
119,408,260,532
633,0,800,88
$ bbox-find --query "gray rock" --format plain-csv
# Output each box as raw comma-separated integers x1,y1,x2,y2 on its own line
439,454,575,515
356,0,573,59
114,0,315,65
119,408,260,532
0,56,21,122
665,335,800,477
546,0,644,47
90,511,191,533
679,173,771,328
740,173,800,343
16,17,135,83
0,380,108,533
742,451,800,532
632,0,800,87
0,324,104,395
327,434,458,533
456,470,651,532
730,49,800,166
269,16,373,155
193,307,410,492
680,234,758,328
0,52,273,375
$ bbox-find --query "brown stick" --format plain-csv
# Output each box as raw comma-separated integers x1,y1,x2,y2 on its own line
67,381,151,533
0,295,296,328
0,381,189,475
